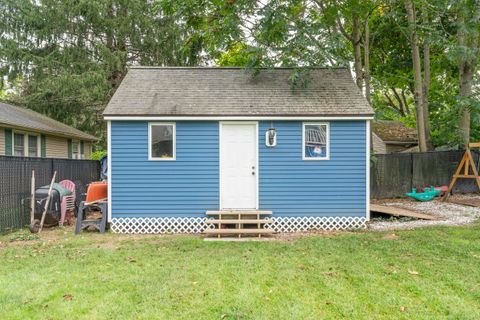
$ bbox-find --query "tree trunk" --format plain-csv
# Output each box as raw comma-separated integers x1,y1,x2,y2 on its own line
459,60,473,146
457,4,478,147
422,30,434,150
352,15,363,90
364,17,371,104
405,1,430,152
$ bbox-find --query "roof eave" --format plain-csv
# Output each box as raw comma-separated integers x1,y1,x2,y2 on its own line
0,122,99,141
103,114,375,120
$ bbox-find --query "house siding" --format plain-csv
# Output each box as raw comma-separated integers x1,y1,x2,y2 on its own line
372,132,387,154
111,120,367,219
84,141,92,159
0,127,4,155
46,135,69,158
111,121,219,217
259,121,366,217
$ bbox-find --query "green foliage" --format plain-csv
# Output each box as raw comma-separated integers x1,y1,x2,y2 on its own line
0,0,211,147
90,150,108,161
216,42,259,67
1,0,480,148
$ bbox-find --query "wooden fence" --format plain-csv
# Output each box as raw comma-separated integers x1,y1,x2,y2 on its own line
371,150,478,199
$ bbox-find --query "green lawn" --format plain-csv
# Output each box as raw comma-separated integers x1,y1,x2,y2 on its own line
1,225,480,320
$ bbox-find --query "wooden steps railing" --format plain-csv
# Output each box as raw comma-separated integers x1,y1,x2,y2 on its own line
205,210,273,238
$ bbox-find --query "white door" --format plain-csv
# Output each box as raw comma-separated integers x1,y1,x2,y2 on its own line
220,123,257,209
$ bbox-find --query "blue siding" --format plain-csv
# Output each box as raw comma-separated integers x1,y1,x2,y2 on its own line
111,120,367,218
258,121,367,217
111,121,219,217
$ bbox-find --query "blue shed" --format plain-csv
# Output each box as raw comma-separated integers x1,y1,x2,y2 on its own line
103,67,374,234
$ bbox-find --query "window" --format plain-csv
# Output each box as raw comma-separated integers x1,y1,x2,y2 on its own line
28,135,38,157
71,140,85,159
149,123,175,160
303,123,329,160
13,131,39,157
13,133,25,156
72,140,80,159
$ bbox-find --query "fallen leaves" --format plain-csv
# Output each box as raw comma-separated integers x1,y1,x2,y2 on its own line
383,233,400,240
63,294,73,301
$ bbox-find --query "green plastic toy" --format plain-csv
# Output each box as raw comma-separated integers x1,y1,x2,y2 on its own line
405,186,441,202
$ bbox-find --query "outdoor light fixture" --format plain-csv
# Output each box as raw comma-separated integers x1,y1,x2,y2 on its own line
265,125,277,147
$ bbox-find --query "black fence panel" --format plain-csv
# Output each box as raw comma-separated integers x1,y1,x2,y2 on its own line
0,156,100,232
371,153,413,199
371,150,479,199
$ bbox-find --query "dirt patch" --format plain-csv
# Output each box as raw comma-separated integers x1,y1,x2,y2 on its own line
370,194,480,231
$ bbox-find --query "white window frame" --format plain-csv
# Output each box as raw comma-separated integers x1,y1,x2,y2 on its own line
148,122,176,161
12,130,40,157
71,140,83,159
302,122,330,160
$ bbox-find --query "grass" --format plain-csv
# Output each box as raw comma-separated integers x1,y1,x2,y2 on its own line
1,225,480,319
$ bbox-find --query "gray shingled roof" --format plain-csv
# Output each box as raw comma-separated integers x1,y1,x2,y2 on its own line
0,102,98,141
103,67,373,117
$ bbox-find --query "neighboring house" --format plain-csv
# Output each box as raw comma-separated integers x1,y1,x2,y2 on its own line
372,120,418,154
103,67,374,233
0,102,98,159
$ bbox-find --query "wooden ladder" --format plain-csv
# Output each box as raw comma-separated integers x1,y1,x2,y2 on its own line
205,210,274,238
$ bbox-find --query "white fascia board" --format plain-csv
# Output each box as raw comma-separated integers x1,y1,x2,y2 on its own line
104,116,374,121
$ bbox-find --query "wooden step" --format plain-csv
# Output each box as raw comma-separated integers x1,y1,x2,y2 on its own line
206,210,272,216
206,219,273,224
205,228,275,234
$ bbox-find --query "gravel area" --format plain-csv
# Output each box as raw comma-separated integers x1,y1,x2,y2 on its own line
369,194,480,231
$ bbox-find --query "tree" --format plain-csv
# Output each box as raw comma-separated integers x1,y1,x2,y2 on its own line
454,0,480,146
0,0,209,146
405,0,433,151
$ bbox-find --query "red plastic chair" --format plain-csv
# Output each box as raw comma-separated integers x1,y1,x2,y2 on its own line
59,180,76,226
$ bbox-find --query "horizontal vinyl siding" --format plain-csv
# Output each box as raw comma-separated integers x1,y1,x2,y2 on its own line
111,121,219,217
259,121,367,217
111,120,367,219
83,141,92,159
46,135,69,158
372,132,387,154
0,127,4,155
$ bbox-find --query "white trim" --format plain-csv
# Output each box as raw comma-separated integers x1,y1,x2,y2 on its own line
71,139,85,159
107,121,112,222
148,122,176,161
219,121,259,210
218,123,222,209
256,123,259,210
111,217,213,234
105,116,374,121
302,122,330,160
366,120,371,221
266,216,366,232
110,216,366,234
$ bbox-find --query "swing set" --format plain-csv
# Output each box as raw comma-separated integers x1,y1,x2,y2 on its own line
443,142,480,201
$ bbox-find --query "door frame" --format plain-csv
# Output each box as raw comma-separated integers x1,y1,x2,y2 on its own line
219,121,259,210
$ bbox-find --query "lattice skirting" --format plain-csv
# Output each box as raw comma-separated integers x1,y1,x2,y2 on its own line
110,217,214,234
265,216,366,232
110,216,366,234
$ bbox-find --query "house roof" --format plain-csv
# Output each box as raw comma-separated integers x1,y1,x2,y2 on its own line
0,102,98,141
372,120,417,143
103,67,374,117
